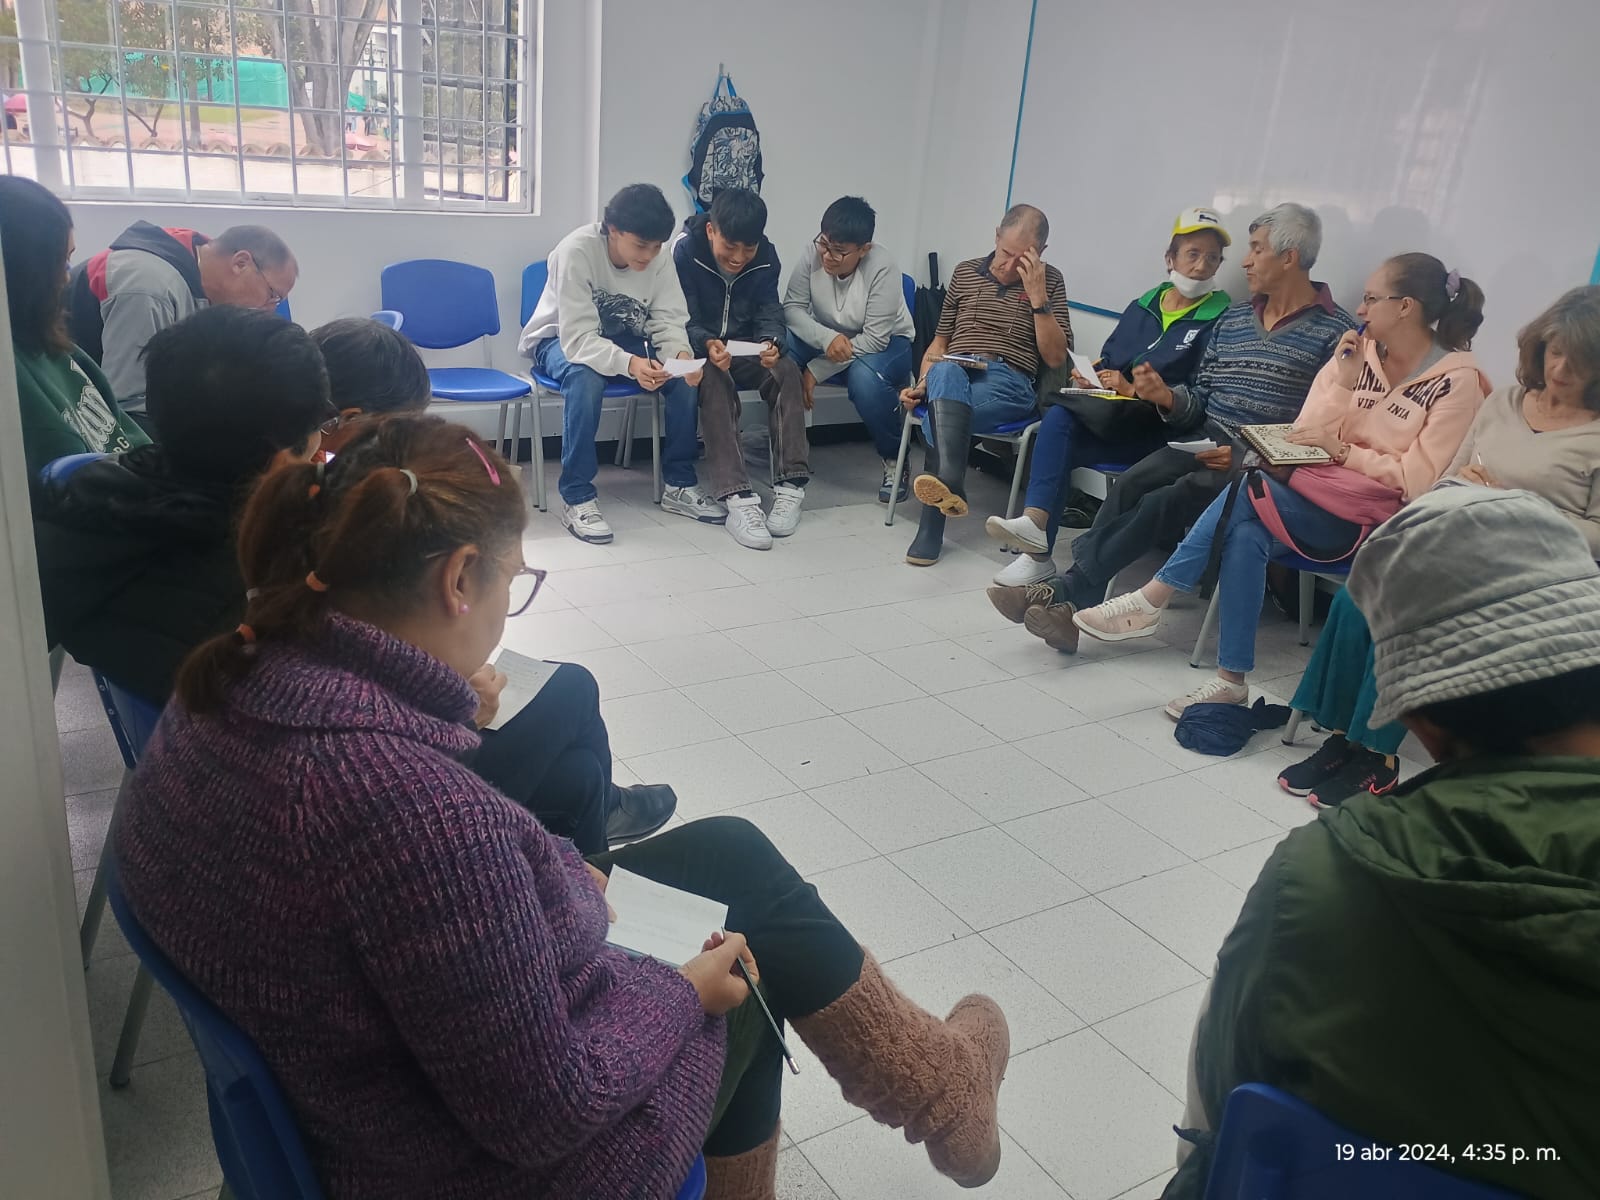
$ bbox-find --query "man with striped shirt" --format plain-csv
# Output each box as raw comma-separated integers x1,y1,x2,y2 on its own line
990,203,1356,653
899,204,1073,565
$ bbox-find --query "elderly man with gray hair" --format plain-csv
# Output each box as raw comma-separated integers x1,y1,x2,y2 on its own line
1160,484,1600,1200
992,202,1356,653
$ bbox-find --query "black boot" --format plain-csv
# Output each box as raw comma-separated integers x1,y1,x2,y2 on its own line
906,437,945,565
605,783,677,846
911,398,973,518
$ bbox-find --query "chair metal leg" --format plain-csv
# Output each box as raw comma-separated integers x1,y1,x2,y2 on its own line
1282,709,1306,746
1006,425,1037,519
618,395,639,468
1299,571,1315,645
49,645,66,694
495,404,509,458
80,765,132,964
1190,589,1221,668
651,393,663,503
507,401,524,470
109,964,154,1088
885,414,916,527
529,387,547,513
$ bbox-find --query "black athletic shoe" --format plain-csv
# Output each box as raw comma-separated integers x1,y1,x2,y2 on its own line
1277,734,1353,796
1306,751,1400,810
606,783,678,846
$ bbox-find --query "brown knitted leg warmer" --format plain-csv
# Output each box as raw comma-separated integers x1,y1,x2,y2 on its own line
703,1125,780,1200
790,950,1009,1188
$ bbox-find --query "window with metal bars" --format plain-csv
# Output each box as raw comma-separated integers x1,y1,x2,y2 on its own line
0,0,535,211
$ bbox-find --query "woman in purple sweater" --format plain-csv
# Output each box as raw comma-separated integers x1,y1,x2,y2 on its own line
116,415,1009,1200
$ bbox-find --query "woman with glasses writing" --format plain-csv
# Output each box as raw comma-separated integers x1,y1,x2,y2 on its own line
116,415,1013,1200
783,195,918,502
985,207,1234,588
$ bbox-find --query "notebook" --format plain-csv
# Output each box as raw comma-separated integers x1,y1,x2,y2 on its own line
485,650,561,731
1240,424,1332,467
604,868,729,968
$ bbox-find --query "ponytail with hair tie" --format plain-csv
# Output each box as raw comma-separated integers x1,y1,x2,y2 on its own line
1445,269,1461,302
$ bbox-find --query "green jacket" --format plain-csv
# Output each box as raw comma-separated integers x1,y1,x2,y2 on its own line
17,346,148,479
1167,757,1600,1200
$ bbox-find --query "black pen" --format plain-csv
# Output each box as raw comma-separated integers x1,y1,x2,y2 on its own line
729,936,799,1075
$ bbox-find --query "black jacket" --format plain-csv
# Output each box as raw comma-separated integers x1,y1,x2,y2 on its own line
34,446,243,706
1097,284,1230,384
672,214,785,355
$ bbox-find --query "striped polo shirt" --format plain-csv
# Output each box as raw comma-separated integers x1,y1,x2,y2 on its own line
935,254,1073,380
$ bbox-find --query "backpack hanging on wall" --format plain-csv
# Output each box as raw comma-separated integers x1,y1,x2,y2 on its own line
684,65,763,211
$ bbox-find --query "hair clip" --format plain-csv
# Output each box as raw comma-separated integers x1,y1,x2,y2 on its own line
305,571,330,593
1445,269,1461,302
466,437,501,486
235,623,257,644
399,467,419,495
244,587,261,601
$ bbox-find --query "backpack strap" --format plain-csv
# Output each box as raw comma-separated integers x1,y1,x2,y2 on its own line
1198,467,1249,599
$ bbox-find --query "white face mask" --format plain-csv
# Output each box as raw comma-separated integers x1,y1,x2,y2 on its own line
1168,269,1217,300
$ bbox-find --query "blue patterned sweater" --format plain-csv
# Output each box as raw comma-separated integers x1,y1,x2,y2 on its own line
1164,285,1356,439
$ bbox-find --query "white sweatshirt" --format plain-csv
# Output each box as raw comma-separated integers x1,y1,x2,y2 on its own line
518,223,692,376
783,243,915,359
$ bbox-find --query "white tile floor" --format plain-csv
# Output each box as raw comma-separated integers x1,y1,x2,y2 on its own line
64,435,1419,1200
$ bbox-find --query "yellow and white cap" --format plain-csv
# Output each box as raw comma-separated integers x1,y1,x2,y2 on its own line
1172,207,1231,246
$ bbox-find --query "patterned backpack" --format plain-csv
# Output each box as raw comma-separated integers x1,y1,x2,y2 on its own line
683,67,763,212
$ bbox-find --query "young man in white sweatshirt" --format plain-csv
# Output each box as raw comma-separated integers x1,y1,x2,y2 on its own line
519,184,718,544
784,196,916,502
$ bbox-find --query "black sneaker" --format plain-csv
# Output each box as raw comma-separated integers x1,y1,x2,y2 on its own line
1277,734,1353,796
1306,750,1400,810
605,783,678,846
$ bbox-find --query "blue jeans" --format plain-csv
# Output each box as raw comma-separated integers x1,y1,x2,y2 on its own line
535,337,698,506
1153,476,1359,674
787,332,912,459
922,358,1038,449
1023,405,1169,553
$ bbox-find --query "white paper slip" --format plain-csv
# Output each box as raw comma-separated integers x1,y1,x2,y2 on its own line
486,649,561,731
723,339,770,357
604,867,729,968
661,357,706,377
1168,437,1219,454
1068,349,1103,387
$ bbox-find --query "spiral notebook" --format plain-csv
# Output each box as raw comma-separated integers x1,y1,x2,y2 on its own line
1240,424,1332,467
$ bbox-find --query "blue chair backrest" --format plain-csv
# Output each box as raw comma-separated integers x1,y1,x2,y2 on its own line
369,309,404,331
105,861,327,1200
1205,1084,1519,1199
380,259,501,350
521,260,548,328
902,272,915,312
91,672,161,770
38,451,108,487
275,298,292,321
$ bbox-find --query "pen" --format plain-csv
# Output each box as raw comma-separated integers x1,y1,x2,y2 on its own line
728,937,799,1075
1340,322,1367,358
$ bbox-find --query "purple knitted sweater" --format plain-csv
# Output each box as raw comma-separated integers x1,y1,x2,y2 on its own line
116,615,725,1199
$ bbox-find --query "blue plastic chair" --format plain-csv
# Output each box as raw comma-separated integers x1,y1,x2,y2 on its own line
885,403,1041,527
369,309,404,331
275,297,292,321
1204,1084,1519,1199
519,260,656,513
380,259,533,468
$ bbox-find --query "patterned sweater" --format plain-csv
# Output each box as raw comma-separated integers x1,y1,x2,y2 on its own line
1164,285,1356,439
116,615,724,1200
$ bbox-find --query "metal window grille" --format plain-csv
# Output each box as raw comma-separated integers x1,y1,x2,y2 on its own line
0,0,535,211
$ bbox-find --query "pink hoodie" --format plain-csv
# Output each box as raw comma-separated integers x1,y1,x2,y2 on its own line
1296,340,1490,501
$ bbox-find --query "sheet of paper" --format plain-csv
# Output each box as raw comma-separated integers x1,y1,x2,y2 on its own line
486,649,560,732
723,339,769,357
604,867,729,968
661,357,706,377
1068,349,1102,387
1168,437,1219,454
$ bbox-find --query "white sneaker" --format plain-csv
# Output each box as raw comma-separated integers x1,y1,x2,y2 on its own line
767,483,805,537
561,500,613,544
660,484,728,524
1072,590,1163,642
724,493,773,550
993,553,1058,586
985,512,1050,554
1165,676,1250,720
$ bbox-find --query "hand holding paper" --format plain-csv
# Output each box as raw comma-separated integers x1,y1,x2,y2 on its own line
723,339,769,357
662,357,707,378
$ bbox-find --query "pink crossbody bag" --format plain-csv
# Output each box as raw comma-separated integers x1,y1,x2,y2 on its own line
1245,465,1403,563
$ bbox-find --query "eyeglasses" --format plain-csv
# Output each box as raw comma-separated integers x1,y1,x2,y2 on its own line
1360,294,1405,307
1176,249,1223,270
507,565,548,617
318,412,343,436
249,256,287,309
814,234,862,262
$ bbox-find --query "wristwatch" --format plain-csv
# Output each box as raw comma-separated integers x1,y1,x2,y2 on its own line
1031,302,1051,314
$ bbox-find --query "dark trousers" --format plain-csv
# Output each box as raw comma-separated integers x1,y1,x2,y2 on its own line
592,816,865,1156
471,663,611,856
1061,446,1237,609
696,355,810,498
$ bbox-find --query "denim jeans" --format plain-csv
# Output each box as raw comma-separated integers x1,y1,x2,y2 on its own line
922,358,1038,448
1290,587,1405,755
1023,405,1169,553
534,337,698,506
1153,475,1359,674
786,332,912,459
